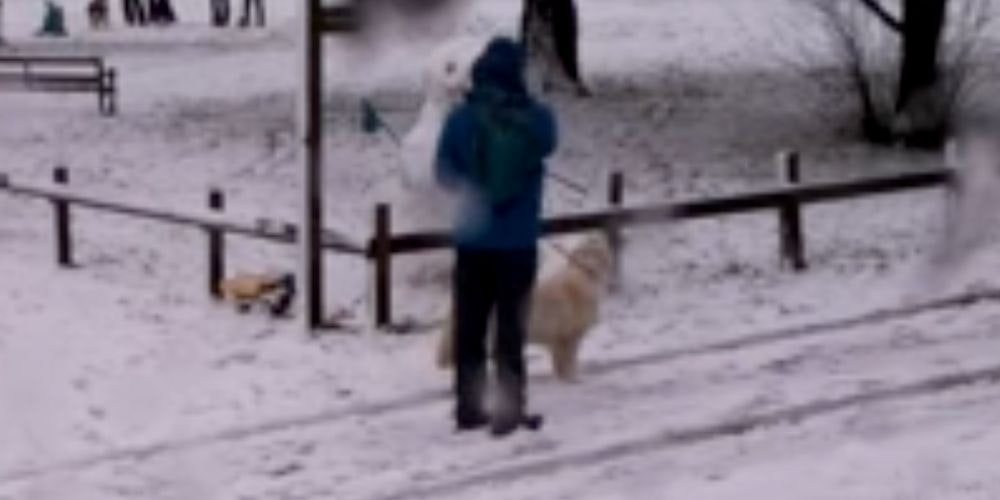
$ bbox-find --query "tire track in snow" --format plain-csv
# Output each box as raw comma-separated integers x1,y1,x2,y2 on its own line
311,297,1000,499
2,288,998,487
0,388,450,485
585,288,1000,378
174,292,1000,499
368,363,1000,500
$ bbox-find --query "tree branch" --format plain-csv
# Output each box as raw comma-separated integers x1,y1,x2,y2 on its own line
855,0,903,33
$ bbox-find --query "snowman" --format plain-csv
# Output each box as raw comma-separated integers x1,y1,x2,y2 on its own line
387,37,489,315
400,37,486,190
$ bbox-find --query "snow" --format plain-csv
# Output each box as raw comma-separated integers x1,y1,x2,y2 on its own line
4,0,1000,499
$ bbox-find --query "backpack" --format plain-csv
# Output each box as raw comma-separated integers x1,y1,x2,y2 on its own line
472,104,541,208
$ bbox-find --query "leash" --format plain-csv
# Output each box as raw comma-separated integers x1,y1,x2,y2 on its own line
543,239,603,281
361,97,403,146
547,169,589,195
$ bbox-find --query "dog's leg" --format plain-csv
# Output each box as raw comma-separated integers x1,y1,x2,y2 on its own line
436,324,454,369
563,338,581,381
550,337,580,382
268,288,295,318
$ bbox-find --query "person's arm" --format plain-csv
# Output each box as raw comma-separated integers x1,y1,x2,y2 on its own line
435,110,467,189
535,105,558,159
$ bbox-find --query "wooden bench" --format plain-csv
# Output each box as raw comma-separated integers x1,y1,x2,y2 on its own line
0,55,117,116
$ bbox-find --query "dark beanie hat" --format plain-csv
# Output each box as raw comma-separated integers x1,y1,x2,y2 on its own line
471,37,527,94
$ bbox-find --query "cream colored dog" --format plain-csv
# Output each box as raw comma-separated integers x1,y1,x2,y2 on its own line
437,231,616,381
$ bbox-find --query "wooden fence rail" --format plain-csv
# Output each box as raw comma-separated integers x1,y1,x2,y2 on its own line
367,159,953,329
0,152,957,332
0,170,366,329
370,168,952,257
0,173,366,255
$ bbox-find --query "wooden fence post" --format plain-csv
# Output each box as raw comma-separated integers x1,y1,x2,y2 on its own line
607,171,624,288
52,167,72,267
207,189,225,299
374,203,392,330
777,151,807,271
103,68,117,116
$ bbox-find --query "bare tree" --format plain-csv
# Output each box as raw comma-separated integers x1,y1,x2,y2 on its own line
521,0,590,96
816,0,992,147
897,0,947,110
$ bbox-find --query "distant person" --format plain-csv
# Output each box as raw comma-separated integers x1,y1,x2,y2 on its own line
37,0,67,37
211,0,230,27
88,0,110,30
148,0,176,25
521,0,590,96
0,0,6,45
436,37,557,437
238,0,264,27
123,0,147,25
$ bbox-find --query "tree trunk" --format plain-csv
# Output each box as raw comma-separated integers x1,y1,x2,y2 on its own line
897,0,948,111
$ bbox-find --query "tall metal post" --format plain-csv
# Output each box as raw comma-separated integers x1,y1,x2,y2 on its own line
299,0,324,331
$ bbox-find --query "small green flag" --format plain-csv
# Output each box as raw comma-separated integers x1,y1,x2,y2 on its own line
360,98,401,146
361,98,382,134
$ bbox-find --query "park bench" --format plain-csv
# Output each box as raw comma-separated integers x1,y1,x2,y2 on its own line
0,55,117,115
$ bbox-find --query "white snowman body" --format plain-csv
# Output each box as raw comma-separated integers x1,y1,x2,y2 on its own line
400,37,485,189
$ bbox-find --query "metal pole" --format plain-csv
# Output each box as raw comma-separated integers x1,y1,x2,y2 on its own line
299,0,324,331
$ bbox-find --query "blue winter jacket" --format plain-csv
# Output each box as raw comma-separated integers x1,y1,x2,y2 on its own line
435,38,558,250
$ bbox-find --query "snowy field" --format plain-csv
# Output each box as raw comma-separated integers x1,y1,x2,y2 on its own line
5,0,1000,499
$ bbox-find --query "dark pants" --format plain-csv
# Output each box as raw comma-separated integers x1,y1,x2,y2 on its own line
148,0,176,24
453,247,537,424
123,0,147,25
521,0,585,90
239,0,264,27
211,0,230,26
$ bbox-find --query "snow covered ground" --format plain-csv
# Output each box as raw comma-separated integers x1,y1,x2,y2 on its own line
4,0,1000,498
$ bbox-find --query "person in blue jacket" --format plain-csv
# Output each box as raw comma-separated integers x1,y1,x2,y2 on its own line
436,37,558,437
